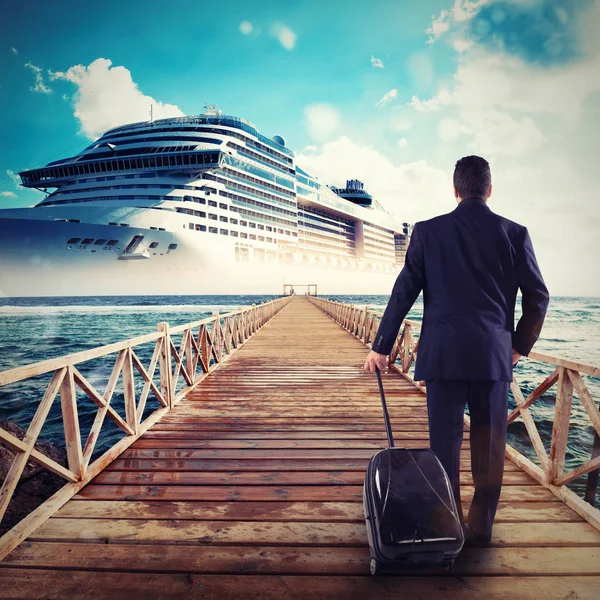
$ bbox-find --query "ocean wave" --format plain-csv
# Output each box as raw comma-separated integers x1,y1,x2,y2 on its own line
0,304,246,316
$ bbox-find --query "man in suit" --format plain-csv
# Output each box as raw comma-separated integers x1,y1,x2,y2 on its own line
364,155,549,543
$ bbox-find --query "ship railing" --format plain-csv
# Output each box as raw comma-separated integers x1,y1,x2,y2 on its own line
0,294,293,559
307,296,600,532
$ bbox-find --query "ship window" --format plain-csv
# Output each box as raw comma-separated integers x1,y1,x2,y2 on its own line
230,231,238,237
209,227,218,234
220,216,228,223
258,224,264,230
230,218,238,225
240,232,248,239
149,242,159,248
54,219,67,222
249,234,257,240
189,222,194,229
258,236,265,242
107,239,118,246
285,230,291,235
209,214,217,220
67,237,81,244
199,225,206,232
168,243,178,250
68,219,81,223
109,222,117,226
220,229,228,236
94,239,107,245
278,228,284,234
249,222,256,229
266,237,273,243
120,223,129,227
159,227,165,231
150,226,157,230
208,200,217,207
81,238,93,245
219,203,228,210
241,220,247,226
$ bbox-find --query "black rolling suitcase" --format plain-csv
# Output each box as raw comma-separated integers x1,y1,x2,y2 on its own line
363,368,464,575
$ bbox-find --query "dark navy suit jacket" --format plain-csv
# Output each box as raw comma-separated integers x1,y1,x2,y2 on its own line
371,198,549,381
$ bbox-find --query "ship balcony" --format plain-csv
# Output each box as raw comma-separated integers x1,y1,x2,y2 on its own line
19,150,223,188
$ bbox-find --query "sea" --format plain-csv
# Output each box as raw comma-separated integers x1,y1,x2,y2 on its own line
0,294,598,503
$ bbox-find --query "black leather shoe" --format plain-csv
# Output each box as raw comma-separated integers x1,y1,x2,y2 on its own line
462,524,492,546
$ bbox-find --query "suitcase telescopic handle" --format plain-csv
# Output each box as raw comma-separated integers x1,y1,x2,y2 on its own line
375,367,395,448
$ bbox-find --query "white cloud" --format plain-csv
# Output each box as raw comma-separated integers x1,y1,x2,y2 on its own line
304,104,341,142
296,136,451,222
24,62,51,94
272,23,297,51
10,47,18,55
409,88,452,112
376,88,398,107
397,137,409,149
6,170,20,186
427,0,491,42
50,58,184,139
426,9,451,43
239,21,253,35
371,55,384,68
0,191,17,197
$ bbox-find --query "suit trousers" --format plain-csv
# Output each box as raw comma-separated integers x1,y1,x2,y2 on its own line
425,380,509,538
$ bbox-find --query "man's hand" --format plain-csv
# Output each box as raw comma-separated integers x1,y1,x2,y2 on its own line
364,351,388,373
511,348,522,366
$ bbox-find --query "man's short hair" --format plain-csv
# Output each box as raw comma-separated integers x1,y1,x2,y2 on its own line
453,155,491,199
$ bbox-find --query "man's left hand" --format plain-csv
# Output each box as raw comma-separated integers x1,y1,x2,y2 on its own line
364,351,388,373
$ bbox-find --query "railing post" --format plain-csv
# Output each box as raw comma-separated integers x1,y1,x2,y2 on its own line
157,322,173,409
585,430,600,506
122,347,138,435
364,307,369,344
212,312,221,362
549,367,574,483
59,365,84,480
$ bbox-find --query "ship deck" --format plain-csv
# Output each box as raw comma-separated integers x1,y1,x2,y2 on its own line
1,296,599,599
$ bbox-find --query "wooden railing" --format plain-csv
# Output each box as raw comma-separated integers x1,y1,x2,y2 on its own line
0,295,292,559
308,296,600,531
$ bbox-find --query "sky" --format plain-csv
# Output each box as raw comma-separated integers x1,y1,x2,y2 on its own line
0,0,599,295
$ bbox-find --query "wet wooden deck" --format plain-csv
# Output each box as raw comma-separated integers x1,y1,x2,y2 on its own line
1,296,599,598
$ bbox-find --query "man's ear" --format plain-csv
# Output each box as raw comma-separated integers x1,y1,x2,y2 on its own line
487,184,493,199
453,185,459,199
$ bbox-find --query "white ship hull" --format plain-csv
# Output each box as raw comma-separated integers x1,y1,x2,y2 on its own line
0,216,397,297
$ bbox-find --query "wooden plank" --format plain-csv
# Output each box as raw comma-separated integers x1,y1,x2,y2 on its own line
28,518,600,546
0,570,599,600
75,484,557,502
91,470,536,487
59,365,84,480
548,367,574,482
119,447,472,459
4,543,600,576
55,500,582,523
107,457,522,472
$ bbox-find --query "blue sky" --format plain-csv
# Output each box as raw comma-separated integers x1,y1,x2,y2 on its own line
1,0,599,294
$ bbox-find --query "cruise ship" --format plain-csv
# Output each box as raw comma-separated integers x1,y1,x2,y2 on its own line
0,107,411,296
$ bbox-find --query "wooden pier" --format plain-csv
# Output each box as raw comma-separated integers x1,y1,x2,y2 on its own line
1,296,600,598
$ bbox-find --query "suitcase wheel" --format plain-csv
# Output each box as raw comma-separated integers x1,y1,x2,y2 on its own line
369,558,381,576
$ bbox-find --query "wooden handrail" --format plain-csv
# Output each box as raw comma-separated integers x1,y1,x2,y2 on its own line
307,296,600,532
0,294,293,559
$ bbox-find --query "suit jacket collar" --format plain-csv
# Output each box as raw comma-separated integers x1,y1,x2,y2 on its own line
455,197,490,211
